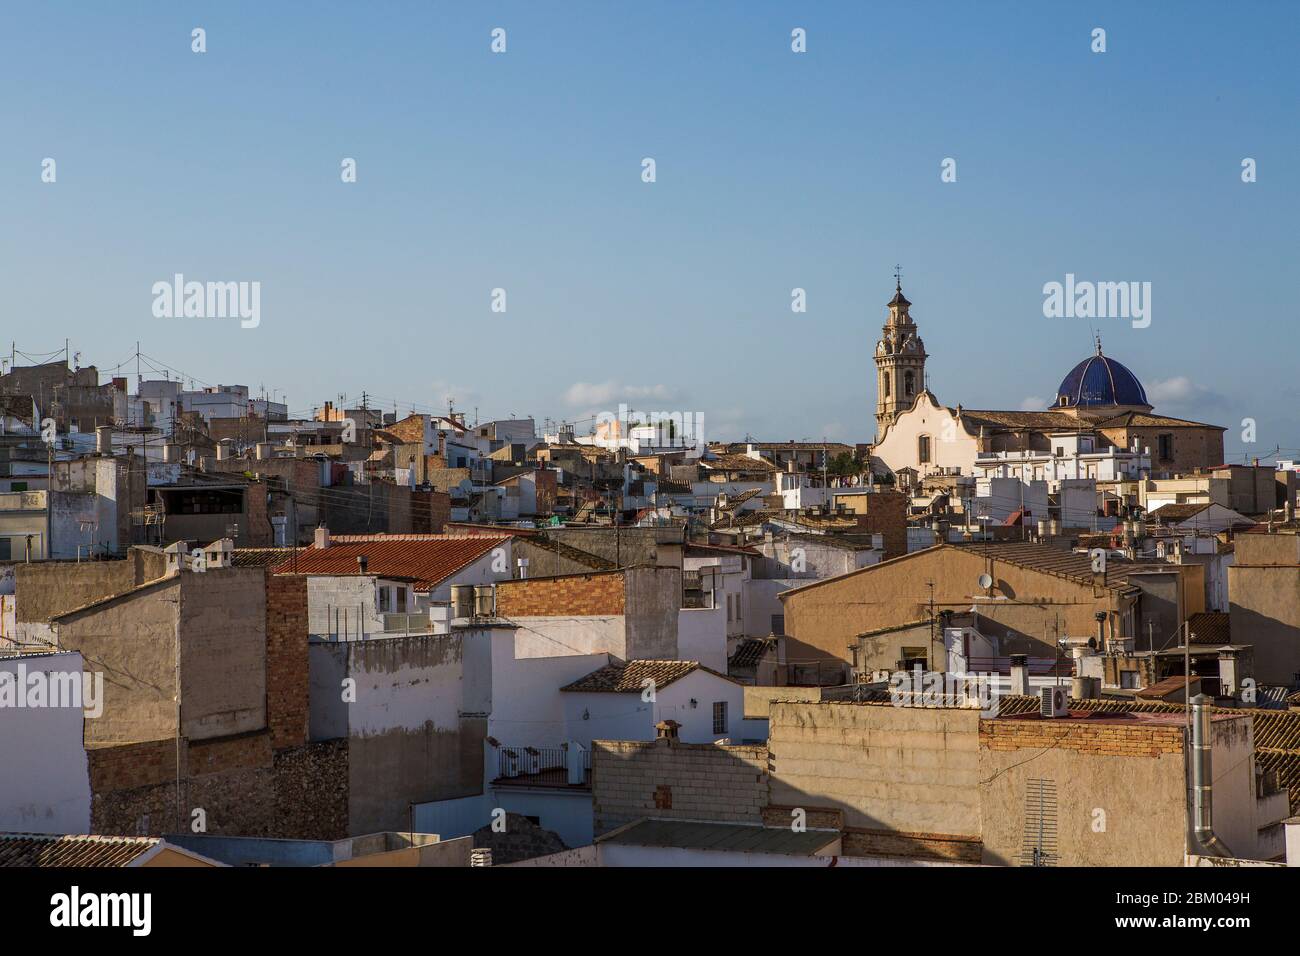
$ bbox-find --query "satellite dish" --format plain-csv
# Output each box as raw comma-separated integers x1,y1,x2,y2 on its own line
977,573,993,590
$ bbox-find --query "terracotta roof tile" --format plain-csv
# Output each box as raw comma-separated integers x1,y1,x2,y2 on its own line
271,534,509,591
1149,503,1211,522
0,834,160,867
1187,612,1231,645
700,454,776,473
560,659,737,693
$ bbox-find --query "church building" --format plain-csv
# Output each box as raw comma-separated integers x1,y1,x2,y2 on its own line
868,280,1225,481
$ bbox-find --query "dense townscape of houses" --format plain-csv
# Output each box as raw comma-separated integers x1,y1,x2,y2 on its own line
3,283,1300,869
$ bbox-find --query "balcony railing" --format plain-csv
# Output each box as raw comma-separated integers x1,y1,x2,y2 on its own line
494,745,591,787
966,656,1075,677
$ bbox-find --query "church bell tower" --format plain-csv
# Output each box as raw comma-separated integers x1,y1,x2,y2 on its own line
874,270,927,437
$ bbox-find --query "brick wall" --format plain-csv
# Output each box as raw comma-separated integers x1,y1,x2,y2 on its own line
979,718,1184,757
266,573,310,749
411,488,450,533
591,737,769,834
244,478,272,546
853,489,908,559
497,571,625,617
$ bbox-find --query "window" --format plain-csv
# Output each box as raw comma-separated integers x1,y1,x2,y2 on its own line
901,646,928,669
712,701,728,735
10,482,26,492
904,371,915,397
918,435,931,464
770,613,785,634
1157,433,1174,461
0,539,10,561
882,373,890,398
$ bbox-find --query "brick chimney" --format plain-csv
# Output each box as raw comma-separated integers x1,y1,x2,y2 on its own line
655,719,681,744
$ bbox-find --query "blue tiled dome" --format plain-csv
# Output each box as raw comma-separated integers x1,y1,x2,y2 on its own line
1052,351,1149,409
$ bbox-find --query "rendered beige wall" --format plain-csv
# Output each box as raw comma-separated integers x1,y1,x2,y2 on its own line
767,701,982,837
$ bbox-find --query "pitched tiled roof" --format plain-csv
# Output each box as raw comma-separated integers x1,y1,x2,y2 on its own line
1093,412,1224,430
1135,675,1203,700
1187,612,1231,645
719,488,764,510
0,834,162,867
1149,503,1211,523
560,659,736,693
949,541,1171,590
523,535,616,571
271,534,509,591
958,410,1082,432
231,547,296,568
709,508,780,531
729,638,776,668
700,454,776,473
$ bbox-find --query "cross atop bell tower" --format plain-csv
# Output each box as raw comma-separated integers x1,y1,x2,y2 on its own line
874,271,927,437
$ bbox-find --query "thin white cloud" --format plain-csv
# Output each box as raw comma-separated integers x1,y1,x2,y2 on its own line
1019,396,1046,411
1146,376,1221,407
563,381,675,407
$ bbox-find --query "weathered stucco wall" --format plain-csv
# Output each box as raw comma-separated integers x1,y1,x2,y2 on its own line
767,701,982,837
54,579,181,745
978,717,1187,866
179,569,267,740
312,632,485,835
1229,534,1300,685
782,547,1125,666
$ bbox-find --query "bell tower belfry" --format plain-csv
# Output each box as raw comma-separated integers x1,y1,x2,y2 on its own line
874,269,927,437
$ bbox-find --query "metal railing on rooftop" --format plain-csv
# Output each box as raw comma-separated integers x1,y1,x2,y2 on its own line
494,746,590,786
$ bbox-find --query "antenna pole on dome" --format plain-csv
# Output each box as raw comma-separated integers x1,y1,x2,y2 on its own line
1095,333,1103,355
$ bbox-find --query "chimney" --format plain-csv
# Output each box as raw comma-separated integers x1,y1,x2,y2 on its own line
215,440,232,461
1218,647,1249,699
162,443,180,463
1095,612,1107,652
314,526,330,549
255,442,272,460
357,555,368,574
1009,654,1030,696
1191,693,1232,858
655,719,681,743
95,426,112,455
517,557,529,580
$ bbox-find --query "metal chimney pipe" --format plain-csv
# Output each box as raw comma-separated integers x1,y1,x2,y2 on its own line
1190,693,1231,858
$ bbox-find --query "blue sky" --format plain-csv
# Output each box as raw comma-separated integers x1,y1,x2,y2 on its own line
2,2,1296,459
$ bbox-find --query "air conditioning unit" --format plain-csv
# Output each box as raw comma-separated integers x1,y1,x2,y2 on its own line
1040,685,1069,718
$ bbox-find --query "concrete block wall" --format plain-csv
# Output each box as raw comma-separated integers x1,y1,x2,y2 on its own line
497,571,625,617
591,738,769,834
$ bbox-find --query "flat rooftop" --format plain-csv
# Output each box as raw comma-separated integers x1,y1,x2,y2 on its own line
598,819,839,856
